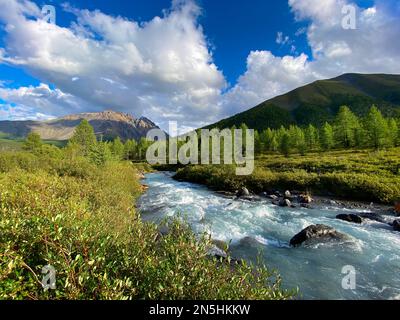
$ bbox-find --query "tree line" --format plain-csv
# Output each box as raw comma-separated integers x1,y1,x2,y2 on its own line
251,105,399,157
24,119,153,165
24,105,400,163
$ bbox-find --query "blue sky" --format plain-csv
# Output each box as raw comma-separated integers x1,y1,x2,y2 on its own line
0,0,311,88
0,0,399,130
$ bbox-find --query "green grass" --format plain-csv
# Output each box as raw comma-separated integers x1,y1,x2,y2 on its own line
174,148,400,204
0,149,293,300
0,135,67,151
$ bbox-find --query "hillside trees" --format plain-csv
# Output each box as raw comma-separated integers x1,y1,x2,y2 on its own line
248,105,398,156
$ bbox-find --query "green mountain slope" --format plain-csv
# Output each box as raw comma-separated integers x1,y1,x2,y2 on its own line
208,73,400,131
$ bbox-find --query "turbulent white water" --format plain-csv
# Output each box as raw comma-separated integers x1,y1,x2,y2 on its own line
137,172,400,300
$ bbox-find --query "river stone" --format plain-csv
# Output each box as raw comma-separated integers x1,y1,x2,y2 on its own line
290,224,349,247
207,245,228,259
284,190,292,199
279,199,291,207
212,239,229,251
393,220,400,232
237,187,250,197
357,212,387,223
299,194,313,204
336,214,363,224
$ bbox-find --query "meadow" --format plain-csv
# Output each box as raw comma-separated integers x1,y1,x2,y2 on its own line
174,148,400,204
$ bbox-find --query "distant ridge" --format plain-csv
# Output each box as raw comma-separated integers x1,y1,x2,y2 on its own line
207,73,400,131
0,110,161,141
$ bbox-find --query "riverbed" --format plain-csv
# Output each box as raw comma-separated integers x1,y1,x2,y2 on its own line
137,172,400,300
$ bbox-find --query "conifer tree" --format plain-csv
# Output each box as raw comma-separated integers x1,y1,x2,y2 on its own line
23,132,43,152
387,118,399,147
364,105,388,149
334,106,359,148
320,122,334,151
69,120,97,156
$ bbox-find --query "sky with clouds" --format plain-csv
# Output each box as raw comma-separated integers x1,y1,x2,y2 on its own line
0,0,399,132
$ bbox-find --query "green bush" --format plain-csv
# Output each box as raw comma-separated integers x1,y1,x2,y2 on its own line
0,150,293,300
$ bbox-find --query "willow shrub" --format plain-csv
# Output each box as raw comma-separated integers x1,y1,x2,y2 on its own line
0,151,293,300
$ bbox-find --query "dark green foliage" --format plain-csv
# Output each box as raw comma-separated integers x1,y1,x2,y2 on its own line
279,133,291,158
206,74,400,131
208,104,294,131
293,104,332,127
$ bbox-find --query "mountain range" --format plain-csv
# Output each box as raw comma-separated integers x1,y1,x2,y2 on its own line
207,73,400,131
0,111,160,141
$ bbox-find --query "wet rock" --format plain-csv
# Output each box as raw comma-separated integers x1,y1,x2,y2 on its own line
274,191,282,197
279,199,292,207
395,203,400,216
137,171,146,180
299,194,313,204
268,194,279,200
237,187,250,197
158,225,170,236
212,239,229,251
301,203,313,209
284,190,292,199
290,224,349,247
336,214,363,224
240,195,262,202
207,245,228,259
239,236,261,247
393,220,400,232
357,212,387,223
216,191,236,197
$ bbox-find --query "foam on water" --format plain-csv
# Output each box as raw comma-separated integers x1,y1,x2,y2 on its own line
137,172,400,300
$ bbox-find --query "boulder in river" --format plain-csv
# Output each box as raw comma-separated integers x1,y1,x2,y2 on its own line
357,212,387,224
279,199,292,207
299,194,313,204
268,194,279,200
284,190,292,199
336,214,363,224
290,224,349,247
237,187,250,197
393,220,400,232
207,245,228,259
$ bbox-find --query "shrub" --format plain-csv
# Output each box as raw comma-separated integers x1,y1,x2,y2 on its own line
0,150,293,300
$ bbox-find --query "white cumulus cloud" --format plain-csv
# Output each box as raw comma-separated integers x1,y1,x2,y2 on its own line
0,0,399,132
